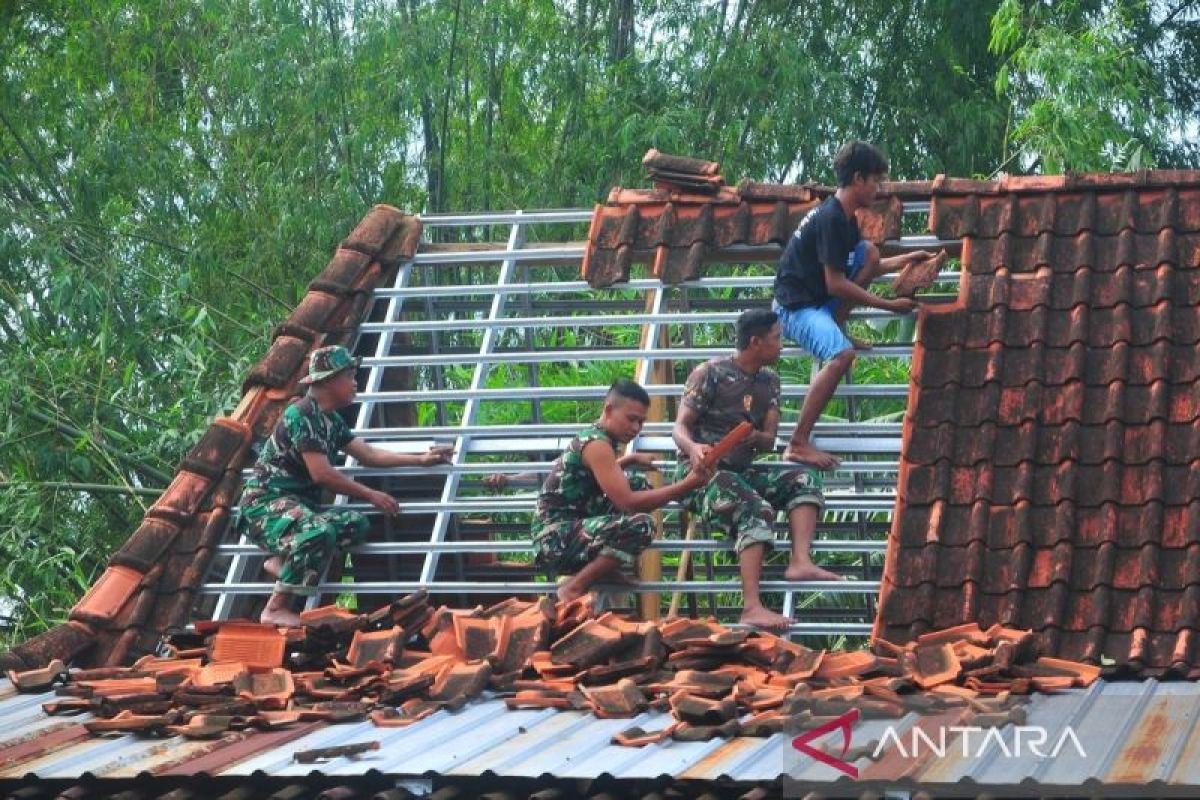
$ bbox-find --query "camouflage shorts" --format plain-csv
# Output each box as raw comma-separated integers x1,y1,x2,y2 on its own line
532,471,654,575
672,463,824,553
236,486,369,595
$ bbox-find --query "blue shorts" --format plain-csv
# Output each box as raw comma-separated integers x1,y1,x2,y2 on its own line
773,241,868,361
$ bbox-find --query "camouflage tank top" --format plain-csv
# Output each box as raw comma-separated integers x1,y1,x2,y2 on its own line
535,423,618,523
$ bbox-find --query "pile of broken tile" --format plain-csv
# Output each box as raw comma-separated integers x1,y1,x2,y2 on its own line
7,591,1101,748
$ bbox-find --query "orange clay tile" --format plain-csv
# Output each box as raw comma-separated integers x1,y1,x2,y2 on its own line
582,679,648,719
1031,676,1078,692
1036,657,1102,687
131,656,203,677
7,659,68,693
910,644,962,689
811,685,865,702
300,605,361,627
72,565,143,625
452,615,498,661
74,677,158,698
210,622,287,669
917,623,990,648
191,661,248,687
346,626,404,668
892,248,948,297
84,710,171,734
612,723,679,747
813,651,876,680
232,667,295,710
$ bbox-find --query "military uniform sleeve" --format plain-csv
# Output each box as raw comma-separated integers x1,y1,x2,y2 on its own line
765,369,781,411
333,412,355,451
284,404,327,454
681,361,715,414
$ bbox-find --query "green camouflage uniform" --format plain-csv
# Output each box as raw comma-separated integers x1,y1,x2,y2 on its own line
673,356,824,553
532,424,653,575
235,394,368,595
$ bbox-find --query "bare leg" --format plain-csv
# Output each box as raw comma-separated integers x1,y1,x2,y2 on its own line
558,554,625,603
783,504,842,581
784,348,855,469
738,542,792,630
259,591,301,627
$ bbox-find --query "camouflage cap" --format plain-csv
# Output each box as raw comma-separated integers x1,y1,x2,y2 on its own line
299,345,360,385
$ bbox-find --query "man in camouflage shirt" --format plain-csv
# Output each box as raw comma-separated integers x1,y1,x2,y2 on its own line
236,345,453,626
673,309,842,630
534,379,712,602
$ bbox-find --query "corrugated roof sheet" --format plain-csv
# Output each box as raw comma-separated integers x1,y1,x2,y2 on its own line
5,677,1200,795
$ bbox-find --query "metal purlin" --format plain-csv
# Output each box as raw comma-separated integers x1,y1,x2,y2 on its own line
418,214,526,586
204,204,949,636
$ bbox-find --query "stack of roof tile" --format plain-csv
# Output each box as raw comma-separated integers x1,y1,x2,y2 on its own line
8,592,1100,750
581,149,905,287
0,206,423,675
875,171,1200,677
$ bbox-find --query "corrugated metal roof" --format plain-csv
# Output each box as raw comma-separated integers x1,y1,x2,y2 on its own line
5,675,1200,795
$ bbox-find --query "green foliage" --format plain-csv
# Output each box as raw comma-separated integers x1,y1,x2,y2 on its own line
989,0,1170,173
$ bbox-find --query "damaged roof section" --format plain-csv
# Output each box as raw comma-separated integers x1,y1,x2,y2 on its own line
580,149,906,288
0,206,423,675
875,171,1200,677
3,591,1100,771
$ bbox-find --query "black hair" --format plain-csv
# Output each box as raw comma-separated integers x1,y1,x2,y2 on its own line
607,378,650,407
834,140,889,187
736,308,779,350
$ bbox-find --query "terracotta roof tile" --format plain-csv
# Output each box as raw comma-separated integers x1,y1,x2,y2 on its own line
70,566,143,626
345,626,404,668
581,150,906,287
210,623,287,669
876,172,1200,677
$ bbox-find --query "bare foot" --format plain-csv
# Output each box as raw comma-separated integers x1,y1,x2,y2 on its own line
739,605,793,631
262,556,283,579
784,563,844,582
260,606,301,627
782,443,841,470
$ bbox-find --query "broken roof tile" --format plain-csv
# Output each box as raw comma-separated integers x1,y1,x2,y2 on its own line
549,619,623,667
345,626,404,668
582,678,648,718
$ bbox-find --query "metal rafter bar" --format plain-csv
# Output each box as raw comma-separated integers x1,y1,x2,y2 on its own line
349,421,904,439
374,271,960,299
359,344,914,367
292,460,900,477
419,217,525,585
353,382,909,403
218,538,889,556
357,308,921,334
202,579,880,595
225,494,897,516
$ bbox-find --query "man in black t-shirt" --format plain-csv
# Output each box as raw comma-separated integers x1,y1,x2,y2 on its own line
772,141,931,469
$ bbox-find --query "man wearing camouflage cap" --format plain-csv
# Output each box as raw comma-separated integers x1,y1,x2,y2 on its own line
236,345,453,626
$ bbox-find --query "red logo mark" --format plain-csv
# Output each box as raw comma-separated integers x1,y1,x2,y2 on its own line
791,708,860,778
